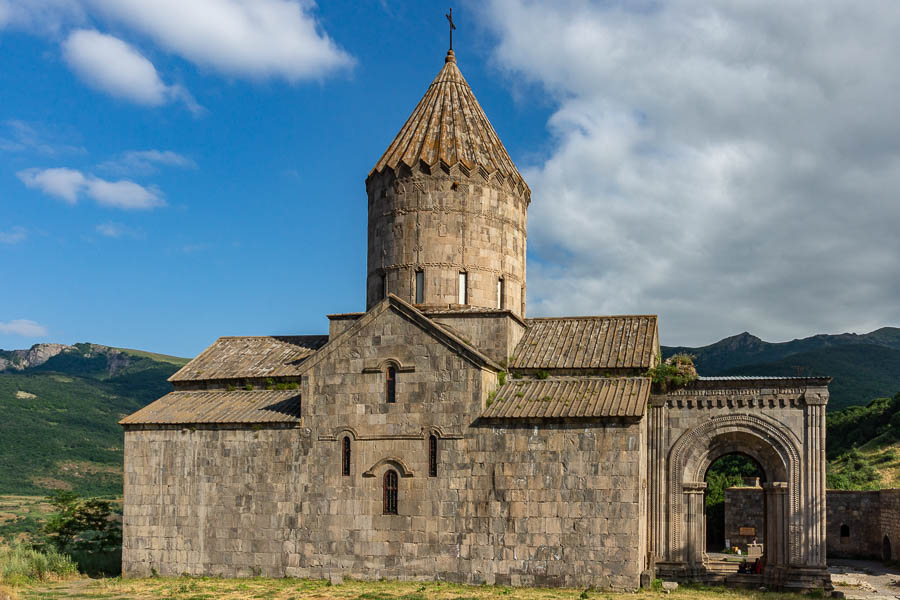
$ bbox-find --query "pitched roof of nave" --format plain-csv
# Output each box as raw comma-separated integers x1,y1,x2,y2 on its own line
119,389,300,425
169,335,329,382
511,315,659,371
369,50,529,195
483,376,650,419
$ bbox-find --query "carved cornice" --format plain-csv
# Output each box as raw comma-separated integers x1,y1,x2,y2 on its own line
318,425,464,442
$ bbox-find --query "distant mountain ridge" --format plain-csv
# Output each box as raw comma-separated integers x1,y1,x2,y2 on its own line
663,327,900,410
0,342,188,374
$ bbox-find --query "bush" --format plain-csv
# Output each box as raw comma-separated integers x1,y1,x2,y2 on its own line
646,354,698,392
0,542,78,583
43,490,122,576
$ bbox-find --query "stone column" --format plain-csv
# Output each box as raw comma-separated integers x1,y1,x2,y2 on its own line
683,482,707,567
764,482,789,567
648,397,667,561
804,389,828,567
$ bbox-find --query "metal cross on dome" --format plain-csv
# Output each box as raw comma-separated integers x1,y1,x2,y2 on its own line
446,8,456,51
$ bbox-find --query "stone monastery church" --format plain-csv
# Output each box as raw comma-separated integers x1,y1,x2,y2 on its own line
121,49,833,591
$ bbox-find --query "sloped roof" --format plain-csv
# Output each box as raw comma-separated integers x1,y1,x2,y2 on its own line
510,316,658,371
483,377,650,419
369,50,528,195
299,294,500,375
169,335,328,382
119,390,300,425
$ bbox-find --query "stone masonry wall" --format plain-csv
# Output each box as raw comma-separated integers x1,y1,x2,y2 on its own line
826,490,882,559
881,489,900,560
122,425,309,577
428,312,526,366
366,169,528,315
724,486,764,550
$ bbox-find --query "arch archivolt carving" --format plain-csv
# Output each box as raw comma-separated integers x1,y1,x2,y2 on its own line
363,457,414,478
667,412,803,563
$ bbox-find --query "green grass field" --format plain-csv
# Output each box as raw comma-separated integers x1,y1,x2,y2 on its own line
3,577,814,600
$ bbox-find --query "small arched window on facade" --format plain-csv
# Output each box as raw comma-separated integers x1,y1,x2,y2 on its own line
429,435,438,477
383,469,398,514
497,278,504,309
458,271,468,305
342,436,351,477
385,366,396,403
840,524,850,539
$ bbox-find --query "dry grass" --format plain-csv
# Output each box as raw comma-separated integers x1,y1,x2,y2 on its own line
10,576,812,600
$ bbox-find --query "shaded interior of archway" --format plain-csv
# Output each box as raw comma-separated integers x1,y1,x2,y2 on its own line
704,452,765,552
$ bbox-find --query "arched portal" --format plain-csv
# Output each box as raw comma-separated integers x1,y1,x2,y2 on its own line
667,413,802,572
884,536,892,562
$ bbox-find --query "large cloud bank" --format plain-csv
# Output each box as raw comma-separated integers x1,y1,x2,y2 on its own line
483,0,900,344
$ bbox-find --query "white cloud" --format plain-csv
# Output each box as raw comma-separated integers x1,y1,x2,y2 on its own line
0,227,27,244
482,0,900,345
17,167,85,203
85,0,353,81
0,0,84,34
95,221,142,239
0,319,47,337
17,167,165,209
98,149,196,176
86,177,163,209
62,29,203,115
0,120,85,155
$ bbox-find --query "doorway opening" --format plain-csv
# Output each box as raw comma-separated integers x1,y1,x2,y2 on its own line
705,453,765,553
884,536,892,562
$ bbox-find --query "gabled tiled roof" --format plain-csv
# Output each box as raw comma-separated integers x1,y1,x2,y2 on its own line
369,50,528,195
483,377,650,419
510,316,658,371
169,335,328,382
119,390,300,425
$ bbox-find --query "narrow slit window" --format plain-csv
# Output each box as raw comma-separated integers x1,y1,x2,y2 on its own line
497,278,504,309
383,469,398,514
429,435,438,477
385,366,396,403
342,436,351,477
415,270,424,304
458,272,467,305
379,272,387,299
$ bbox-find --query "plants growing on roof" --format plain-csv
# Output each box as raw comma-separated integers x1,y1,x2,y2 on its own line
646,353,698,392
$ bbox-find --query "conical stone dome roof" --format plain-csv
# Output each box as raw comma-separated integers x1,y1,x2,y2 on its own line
370,50,528,195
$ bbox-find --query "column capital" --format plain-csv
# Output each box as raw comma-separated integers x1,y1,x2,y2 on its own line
763,481,789,493
649,395,667,408
683,481,707,492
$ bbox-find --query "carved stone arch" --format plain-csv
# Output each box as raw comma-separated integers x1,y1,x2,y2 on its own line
363,457,414,478
667,412,803,564
333,426,359,441
422,425,446,439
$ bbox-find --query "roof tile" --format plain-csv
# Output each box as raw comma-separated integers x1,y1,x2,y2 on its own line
511,316,658,371
483,377,650,419
169,335,328,382
119,390,301,425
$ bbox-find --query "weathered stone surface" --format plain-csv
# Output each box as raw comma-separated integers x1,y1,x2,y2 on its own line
825,489,900,560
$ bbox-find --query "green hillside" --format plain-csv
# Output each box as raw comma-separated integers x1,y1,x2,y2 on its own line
663,327,900,411
0,346,183,496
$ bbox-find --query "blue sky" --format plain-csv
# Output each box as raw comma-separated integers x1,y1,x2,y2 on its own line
3,1,900,356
